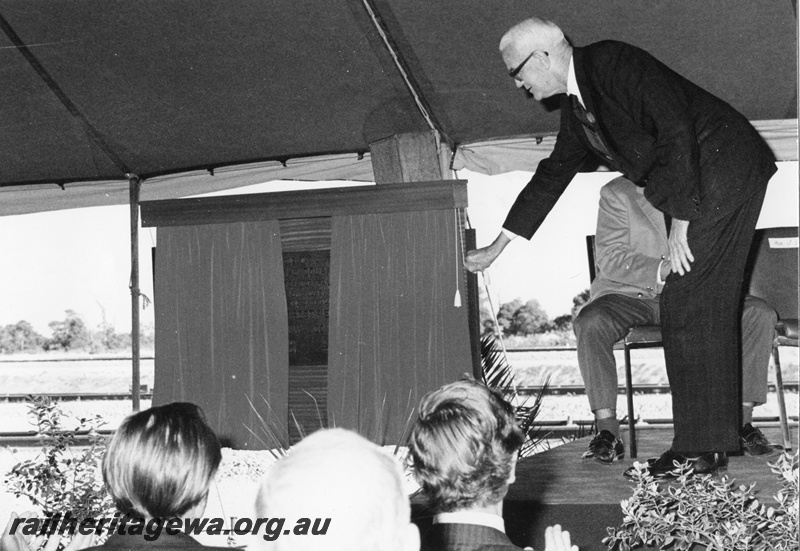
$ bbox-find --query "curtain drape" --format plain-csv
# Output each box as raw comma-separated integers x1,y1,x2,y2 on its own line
328,209,471,444
153,220,289,449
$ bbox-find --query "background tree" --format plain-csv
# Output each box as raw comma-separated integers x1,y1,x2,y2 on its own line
571,289,591,318
46,310,91,351
551,314,574,332
0,320,46,353
478,296,498,337
496,298,524,336
139,322,155,352
92,321,126,352
478,290,592,341
510,299,550,335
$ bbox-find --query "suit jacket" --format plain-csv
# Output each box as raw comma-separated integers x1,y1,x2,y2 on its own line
590,177,668,301
421,523,526,551
504,40,777,240
83,531,231,551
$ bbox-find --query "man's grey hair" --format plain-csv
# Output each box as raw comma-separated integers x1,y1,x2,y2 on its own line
499,17,569,59
255,428,412,551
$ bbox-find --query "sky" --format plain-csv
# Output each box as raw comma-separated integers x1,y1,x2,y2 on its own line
0,163,796,335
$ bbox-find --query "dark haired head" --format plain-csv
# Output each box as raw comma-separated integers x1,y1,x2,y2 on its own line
102,402,221,518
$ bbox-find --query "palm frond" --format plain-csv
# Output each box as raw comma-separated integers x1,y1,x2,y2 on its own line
516,377,551,457
479,333,551,457
480,333,516,390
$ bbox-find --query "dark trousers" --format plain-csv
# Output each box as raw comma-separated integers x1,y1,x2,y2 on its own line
661,187,768,453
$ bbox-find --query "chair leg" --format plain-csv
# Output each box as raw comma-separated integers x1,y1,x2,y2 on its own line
624,344,636,459
772,343,792,451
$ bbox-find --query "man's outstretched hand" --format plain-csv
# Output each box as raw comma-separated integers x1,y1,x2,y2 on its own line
465,246,498,272
464,232,512,273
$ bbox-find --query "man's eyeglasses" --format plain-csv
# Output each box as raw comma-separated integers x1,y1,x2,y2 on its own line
508,50,548,80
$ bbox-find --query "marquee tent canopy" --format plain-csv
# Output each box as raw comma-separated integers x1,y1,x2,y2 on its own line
0,0,796,213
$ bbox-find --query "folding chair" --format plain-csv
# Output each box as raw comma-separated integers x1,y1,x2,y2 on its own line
586,236,662,459
744,226,798,451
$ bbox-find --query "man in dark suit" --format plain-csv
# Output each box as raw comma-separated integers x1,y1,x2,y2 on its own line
408,380,578,551
465,17,777,477
576,177,779,464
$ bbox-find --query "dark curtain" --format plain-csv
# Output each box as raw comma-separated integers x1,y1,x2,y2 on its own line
153,221,289,449
328,209,471,444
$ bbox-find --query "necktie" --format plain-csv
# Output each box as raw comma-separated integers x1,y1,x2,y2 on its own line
570,94,616,166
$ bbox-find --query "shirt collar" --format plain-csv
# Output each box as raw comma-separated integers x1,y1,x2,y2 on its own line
567,55,585,108
433,511,506,533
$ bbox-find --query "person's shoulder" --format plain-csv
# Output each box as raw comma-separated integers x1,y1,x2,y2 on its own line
584,39,643,52
582,40,650,62
600,177,638,200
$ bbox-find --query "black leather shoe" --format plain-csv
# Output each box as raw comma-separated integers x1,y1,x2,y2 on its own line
686,451,729,475
740,423,782,456
623,449,728,479
582,430,624,464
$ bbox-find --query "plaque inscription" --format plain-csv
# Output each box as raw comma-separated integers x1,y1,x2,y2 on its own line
283,250,330,366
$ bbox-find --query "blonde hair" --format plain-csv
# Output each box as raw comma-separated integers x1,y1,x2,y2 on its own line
408,379,524,512
102,402,221,518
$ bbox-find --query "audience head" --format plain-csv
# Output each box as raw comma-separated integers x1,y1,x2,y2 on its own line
255,428,419,551
102,402,221,519
408,379,524,513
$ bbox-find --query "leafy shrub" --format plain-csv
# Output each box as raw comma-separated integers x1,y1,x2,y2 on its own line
604,452,799,550
3,396,114,522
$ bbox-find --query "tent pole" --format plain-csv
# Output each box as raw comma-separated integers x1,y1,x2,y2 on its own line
129,175,141,412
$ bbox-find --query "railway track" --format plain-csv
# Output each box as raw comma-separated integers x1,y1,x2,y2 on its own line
2,379,797,403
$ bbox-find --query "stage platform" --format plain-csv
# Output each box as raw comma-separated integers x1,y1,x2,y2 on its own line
412,426,798,551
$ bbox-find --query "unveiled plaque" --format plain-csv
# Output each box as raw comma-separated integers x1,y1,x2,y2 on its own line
283,250,330,366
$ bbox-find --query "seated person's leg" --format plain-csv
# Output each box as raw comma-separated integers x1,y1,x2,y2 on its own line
739,295,780,455
573,293,658,462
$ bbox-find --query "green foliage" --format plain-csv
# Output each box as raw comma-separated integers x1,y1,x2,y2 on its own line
496,298,523,336
138,322,155,352
3,396,114,521
480,333,550,457
479,285,580,338
0,320,46,353
0,311,146,355
510,299,550,335
551,314,574,332
92,322,126,352
604,452,799,550
490,296,579,338
494,297,554,337
571,288,591,318
46,310,91,351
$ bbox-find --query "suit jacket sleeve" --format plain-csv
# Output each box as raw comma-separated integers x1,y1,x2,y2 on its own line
595,183,662,291
502,95,592,239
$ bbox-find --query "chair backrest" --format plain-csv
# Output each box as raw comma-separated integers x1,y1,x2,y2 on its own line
744,226,799,321
586,235,597,283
